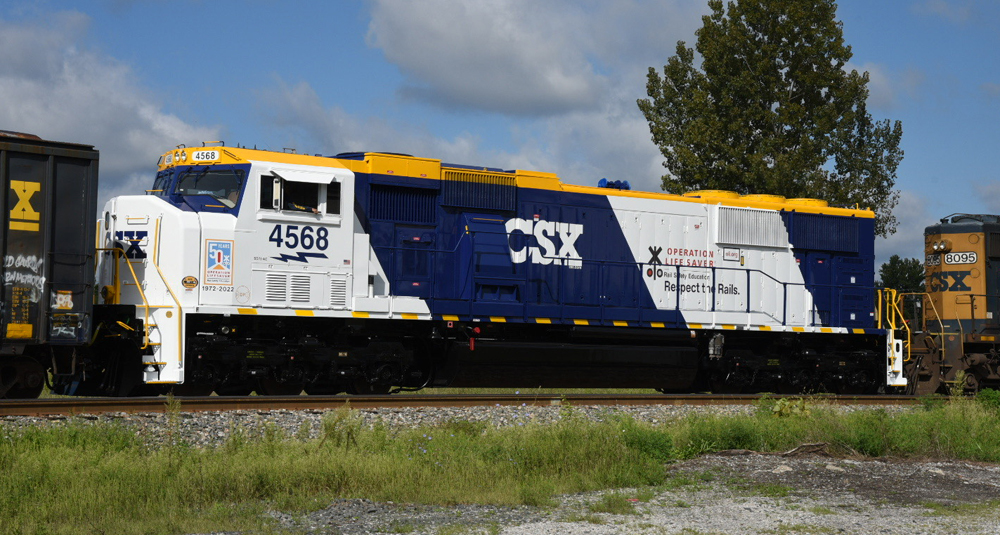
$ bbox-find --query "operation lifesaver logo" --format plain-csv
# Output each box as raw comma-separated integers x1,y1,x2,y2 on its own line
204,240,234,285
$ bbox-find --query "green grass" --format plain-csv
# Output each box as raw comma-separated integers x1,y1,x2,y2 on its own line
920,499,1000,518
6,396,1000,534
587,492,637,515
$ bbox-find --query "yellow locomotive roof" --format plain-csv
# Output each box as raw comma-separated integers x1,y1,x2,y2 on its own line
157,145,873,219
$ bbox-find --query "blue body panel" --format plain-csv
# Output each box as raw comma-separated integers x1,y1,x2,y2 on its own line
356,171,877,330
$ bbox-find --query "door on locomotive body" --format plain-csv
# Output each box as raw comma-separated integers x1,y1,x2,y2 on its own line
244,165,355,311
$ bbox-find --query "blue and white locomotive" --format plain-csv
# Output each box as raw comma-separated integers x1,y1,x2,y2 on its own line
85,144,905,396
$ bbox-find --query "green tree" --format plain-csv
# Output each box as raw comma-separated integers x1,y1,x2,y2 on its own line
877,255,924,292
638,0,903,237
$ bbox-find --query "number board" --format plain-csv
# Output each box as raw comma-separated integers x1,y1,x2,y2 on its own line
944,251,977,265
191,150,220,162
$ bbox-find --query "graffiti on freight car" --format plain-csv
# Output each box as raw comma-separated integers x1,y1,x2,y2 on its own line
3,255,45,301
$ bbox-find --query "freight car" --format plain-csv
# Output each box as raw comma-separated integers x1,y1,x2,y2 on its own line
0,131,98,399
49,143,904,397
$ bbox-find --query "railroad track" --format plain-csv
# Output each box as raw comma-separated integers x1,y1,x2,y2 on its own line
0,393,918,416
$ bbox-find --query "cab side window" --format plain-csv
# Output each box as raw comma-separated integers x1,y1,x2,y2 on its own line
260,175,341,214
284,181,319,212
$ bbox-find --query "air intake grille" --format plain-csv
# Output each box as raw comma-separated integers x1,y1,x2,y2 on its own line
330,278,348,308
265,273,287,301
442,170,516,212
718,207,788,248
789,213,859,253
290,275,311,303
369,185,437,223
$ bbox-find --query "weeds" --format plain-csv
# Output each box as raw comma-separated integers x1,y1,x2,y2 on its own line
7,399,1000,534
561,511,606,524
976,388,1000,412
587,492,636,515
318,403,362,449
920,499,1000,517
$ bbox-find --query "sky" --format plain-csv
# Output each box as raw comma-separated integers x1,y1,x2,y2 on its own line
0,0,998,266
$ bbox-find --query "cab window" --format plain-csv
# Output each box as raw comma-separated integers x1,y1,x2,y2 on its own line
260,175,341,214
175,168,244,208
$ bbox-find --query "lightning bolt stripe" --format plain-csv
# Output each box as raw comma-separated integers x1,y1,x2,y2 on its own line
271,252,329,263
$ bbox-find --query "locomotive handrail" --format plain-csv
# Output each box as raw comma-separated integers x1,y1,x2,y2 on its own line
879,289,912,363
150,217,183,365
383,231,871,329
95,246,155,349
883,291,950,364
956,293,1000,335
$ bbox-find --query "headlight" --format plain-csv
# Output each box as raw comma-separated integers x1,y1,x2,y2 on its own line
180,151,187,162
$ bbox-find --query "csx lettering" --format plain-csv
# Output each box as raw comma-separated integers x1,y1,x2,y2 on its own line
9,180,40,232
928,271,972,292
505,218,584,269
114,231,148,259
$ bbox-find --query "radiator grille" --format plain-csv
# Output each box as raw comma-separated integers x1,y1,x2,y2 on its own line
290,275,311,303
718,206,788,248
330,278,348,308
265,273,287,301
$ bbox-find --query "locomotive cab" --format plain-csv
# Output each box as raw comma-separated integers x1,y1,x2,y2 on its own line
94,146,401,395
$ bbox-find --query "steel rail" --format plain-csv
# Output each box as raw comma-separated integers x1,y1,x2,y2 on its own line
0,394,918,417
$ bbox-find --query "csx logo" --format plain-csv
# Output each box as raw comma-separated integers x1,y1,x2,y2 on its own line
114,231,148,259
928,271,972,292
9,181,40,232
505,218,584,269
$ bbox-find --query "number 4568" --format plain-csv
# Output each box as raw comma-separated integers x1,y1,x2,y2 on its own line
268,224,329,250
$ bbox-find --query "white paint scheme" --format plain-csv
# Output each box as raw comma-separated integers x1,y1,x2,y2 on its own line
887,333,907,387
607,195,822,330
96,158,429,386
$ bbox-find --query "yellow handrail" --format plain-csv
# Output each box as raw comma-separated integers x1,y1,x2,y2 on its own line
96,219,182,369
151,218,184,364
95,246,154,349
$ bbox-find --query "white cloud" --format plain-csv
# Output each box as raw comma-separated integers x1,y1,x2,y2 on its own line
848,62,923,111
0,11,219,207
365,0,706,118
366,0,606,116
913,0,973,23
875,190,934,266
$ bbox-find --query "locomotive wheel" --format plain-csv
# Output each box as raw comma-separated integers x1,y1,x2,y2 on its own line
349,365,395,395
1,358,46,399
257,378,304,396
